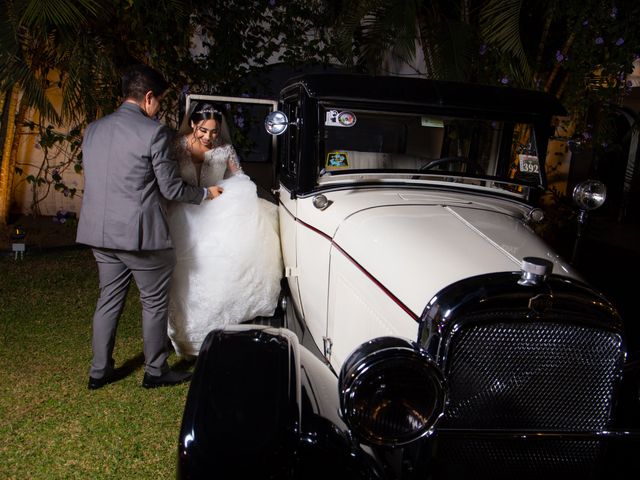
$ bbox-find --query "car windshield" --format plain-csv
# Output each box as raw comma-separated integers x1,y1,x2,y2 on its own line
319,107,543,194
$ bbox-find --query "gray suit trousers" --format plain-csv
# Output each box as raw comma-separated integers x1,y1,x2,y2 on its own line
90,248,176,377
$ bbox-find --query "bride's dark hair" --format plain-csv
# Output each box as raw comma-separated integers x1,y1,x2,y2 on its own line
178,101,232,145
190,103,223,123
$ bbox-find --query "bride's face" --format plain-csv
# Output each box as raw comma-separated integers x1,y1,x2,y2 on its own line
191,118,220,149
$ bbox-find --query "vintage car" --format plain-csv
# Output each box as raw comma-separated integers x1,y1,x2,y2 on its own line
176,74,639,479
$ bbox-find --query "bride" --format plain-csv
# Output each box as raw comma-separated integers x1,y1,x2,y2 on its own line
167,102,283,358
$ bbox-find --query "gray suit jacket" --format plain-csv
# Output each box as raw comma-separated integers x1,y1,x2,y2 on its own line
76,102,205,251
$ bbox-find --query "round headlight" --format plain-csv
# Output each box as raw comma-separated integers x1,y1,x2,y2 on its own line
572,179,606,211
339,337,446,447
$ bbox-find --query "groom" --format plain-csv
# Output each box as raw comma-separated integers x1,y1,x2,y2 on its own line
77,64,222,390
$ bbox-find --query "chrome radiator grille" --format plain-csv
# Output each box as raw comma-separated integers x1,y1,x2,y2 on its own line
432,438,602,479
439,321,624,430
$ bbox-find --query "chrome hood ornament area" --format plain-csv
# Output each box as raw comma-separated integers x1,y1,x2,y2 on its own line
518,256,554,286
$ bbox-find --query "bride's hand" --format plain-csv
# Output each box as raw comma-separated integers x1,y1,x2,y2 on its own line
206,185,223,199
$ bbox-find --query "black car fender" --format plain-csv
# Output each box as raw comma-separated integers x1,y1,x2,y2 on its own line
177,325,384,479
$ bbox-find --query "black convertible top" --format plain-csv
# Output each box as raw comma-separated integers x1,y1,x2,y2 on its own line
281,73,566,121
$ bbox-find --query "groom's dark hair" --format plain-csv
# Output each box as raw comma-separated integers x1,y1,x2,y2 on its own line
122,64,169,101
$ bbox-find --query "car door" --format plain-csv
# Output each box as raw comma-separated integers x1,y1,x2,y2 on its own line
183,94,304,326
184,94,279,199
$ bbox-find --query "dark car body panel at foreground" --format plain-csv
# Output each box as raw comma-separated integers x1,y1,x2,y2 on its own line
177,74,640,479
178,327,385,479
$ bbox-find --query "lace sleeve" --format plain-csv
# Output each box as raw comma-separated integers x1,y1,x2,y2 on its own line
226,145,243,176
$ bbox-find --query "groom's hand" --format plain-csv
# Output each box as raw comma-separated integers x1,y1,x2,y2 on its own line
206,186,223,200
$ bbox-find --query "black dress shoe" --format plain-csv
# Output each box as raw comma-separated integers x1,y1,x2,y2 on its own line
142,369,192,389
88,373,116,390
88,366,128,390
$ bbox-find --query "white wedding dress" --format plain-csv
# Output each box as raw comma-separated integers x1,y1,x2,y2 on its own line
167,137,283,357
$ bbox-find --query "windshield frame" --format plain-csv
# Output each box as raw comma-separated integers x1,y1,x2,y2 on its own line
316,103,547,201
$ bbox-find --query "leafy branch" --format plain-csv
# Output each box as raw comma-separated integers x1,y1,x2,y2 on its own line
14,120,83,216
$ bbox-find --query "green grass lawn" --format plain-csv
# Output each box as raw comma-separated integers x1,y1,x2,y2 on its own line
0,248,189,479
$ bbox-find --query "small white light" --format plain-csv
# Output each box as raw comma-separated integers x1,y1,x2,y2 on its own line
312,194,329,210
526,208,545,223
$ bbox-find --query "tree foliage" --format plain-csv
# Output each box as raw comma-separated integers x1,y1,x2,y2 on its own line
1,0,338,125
481,1,639,143
331,0,640,147
0,0,103,124
0,0,338,214
1,0,638,217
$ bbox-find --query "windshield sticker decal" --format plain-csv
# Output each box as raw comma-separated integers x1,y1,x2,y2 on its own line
421,117,444,128
518,154,540,174
326,151,350,169
325,110,357,127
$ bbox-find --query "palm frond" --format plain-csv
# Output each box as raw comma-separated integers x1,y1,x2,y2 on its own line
355,0,420,73
331,0,382,66
21,0,99,28
4,60,60,123
420,18,476,81
60,39,119,123
480,0,534,84
383,0,420,70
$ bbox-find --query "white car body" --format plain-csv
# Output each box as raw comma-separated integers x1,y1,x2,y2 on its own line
279,182,579,371
187,75,581,371
179,74,638,480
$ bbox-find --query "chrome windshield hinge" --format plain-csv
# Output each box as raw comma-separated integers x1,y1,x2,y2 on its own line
284,266,298,278
323,336,332,361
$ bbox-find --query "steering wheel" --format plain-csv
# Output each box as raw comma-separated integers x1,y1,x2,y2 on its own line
420,156,484,175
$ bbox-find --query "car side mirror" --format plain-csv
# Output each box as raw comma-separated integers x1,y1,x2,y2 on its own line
265,111,300,136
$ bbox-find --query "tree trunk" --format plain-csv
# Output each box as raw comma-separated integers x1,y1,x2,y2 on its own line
0,85,21,226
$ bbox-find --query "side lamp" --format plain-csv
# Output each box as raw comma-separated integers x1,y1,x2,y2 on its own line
571,179,606,264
